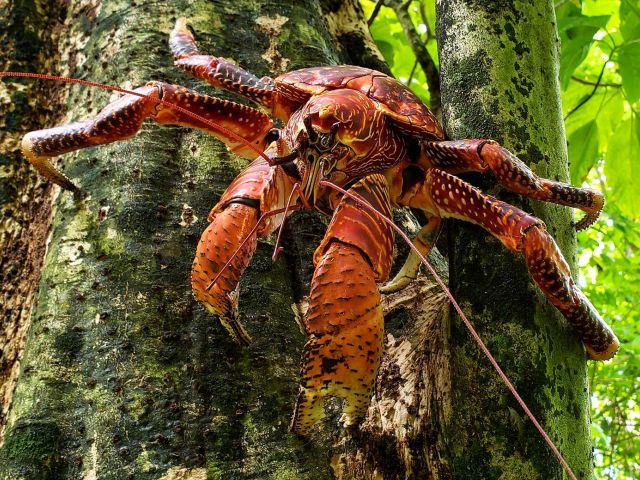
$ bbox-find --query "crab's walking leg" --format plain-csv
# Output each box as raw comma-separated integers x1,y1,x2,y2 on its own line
412,168,618,360
422,140,604,230
290,174,394,435
191,158,295,345
170,18,281,116
379,215,441,293
22,82,273,190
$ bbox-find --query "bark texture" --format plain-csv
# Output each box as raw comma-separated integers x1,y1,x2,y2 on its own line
0,0,68,447
437,1,593,479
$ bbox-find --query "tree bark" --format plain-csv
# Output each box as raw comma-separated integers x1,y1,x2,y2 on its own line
0,0,593,479
0,0,68,452
437,0,593,478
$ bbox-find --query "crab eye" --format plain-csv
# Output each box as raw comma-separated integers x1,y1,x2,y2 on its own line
307,153,316,162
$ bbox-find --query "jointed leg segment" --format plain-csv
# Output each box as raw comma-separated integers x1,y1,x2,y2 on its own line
170,18,279,115
192,202,258,345
22,82,274,190
422,140,604,230
380,215,441,293
192,157,296,345
291,174,394,435
291,240,384,433
22,83,162,191
401,167,618,359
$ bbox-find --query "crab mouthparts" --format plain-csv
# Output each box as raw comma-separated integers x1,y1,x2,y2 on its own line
302,157,325,205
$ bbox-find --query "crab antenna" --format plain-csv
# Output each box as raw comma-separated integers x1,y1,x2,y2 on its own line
0,72,273,164
318,179,578,480
205,204,302,292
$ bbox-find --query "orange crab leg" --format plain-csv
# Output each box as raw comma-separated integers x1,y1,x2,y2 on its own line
379,214,441,293
193,202,258,345
407,168,618,360
422,140,604,230
170,18,291,118
291,174,394,435
191,157,296,345
21,82,274,190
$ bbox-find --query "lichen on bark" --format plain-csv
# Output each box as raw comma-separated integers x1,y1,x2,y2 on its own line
436,1,593,478
0,0,71,450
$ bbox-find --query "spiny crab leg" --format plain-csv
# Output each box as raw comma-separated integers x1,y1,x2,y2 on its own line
0,72,270,172
318,179,578,480
422,140,604,230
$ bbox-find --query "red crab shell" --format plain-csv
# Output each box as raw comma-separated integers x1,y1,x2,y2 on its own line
273,66,445,140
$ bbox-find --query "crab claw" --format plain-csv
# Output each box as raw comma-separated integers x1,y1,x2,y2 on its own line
573,191,604,231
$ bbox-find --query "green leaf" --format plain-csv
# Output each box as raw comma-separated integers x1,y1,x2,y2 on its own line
556,7,610,89
583,0,619,16
568,120,600,184
595,90,625,149
617,41,640,102
376,40,396,68
604,113,640,218
620,0,640,40
557,14,611,31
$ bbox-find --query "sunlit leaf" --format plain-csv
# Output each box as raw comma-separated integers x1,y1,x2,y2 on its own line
617,42,640,102
595,89,625,149
620,0,640,40
583,0,619,16
568,120,599,184
557,5,610,89
604,113,640,218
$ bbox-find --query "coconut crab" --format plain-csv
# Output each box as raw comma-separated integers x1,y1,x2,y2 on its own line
17,18,619,436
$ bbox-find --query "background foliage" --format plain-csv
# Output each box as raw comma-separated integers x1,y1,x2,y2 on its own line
362,0,639,478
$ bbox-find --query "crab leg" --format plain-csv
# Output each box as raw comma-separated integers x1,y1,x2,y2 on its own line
422,140,604,230
22,82,274,190
407,168,618,360
379,215,441,293
170,19,283,117
191,157,295,345
290,174,394,435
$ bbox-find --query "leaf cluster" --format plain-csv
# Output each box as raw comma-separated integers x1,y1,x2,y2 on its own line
559,2,640,477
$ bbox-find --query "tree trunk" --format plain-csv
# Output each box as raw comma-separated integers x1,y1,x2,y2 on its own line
0,0,593,479
0,0,358,478
437,0,593,478
0,0,65,446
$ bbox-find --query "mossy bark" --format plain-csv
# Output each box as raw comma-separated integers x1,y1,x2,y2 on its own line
0,0,68,448
436,1,592,479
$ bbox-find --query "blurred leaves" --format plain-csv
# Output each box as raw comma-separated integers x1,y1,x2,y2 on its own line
364,0,640,478
556,5,609,89
362,0,437,106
